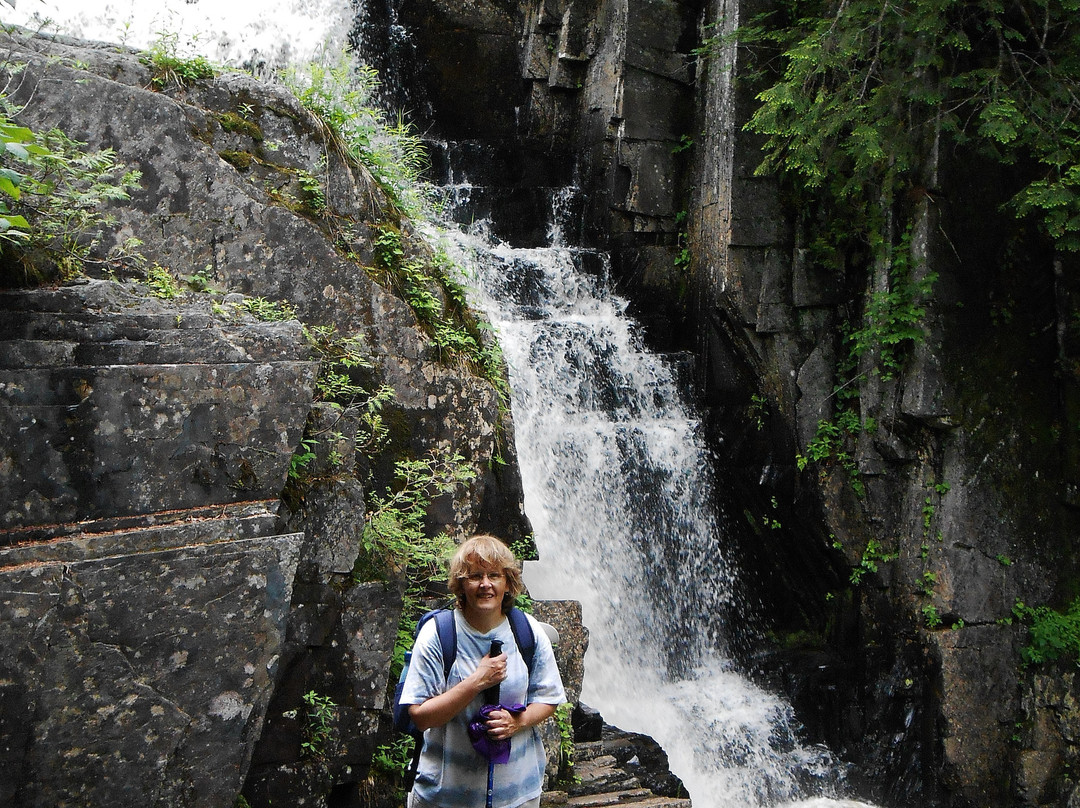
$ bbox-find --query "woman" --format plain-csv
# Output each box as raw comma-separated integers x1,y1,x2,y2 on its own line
399,535,566,808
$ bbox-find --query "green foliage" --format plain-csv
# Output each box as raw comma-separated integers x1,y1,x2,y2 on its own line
371,734,416,778
370,226,508,409
239,295,297,322
740,0,1080,251
843,231,937,381
508,536,539,563
672,134,694,155
849,538,898,585
922,604,943,628
919,570,937,597
1014,597,1080,666
143,31,216,90
554,702,576,782
143,264,181,299
0,96,142,284
748,393,767,431
288,437,318,481
304,324,372,404
359,450,476,580
282,50,431,217
797,410,866,497
296,167,327,216
0,113,40,241
300,690,336,759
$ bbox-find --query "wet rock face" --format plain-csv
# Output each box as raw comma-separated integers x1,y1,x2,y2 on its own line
387,0,698,345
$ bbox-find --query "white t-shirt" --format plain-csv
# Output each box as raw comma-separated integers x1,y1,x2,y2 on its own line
400,609,566,808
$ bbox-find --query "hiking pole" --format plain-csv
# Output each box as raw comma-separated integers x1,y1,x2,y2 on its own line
484,639,503,808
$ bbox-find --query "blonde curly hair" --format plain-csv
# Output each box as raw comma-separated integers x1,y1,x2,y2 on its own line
448,535,524,615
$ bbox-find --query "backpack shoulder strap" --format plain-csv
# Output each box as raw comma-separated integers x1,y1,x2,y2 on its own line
413,608,457,681
432,608,457,679
507,607,537,673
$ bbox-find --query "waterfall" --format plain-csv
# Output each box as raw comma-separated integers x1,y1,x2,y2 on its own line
440,221,878,808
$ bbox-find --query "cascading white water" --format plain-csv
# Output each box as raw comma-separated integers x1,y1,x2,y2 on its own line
442,217,878,808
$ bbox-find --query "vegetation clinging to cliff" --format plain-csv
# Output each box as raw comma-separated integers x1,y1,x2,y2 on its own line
282,50,430,219
701,0,1080,496
740,0,1080,252
0,96,141,286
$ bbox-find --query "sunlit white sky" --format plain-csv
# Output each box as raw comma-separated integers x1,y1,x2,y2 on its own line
0,0,351,69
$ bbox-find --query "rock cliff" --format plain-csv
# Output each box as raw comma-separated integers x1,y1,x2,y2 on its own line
0,25,580,807
364,0,1080,806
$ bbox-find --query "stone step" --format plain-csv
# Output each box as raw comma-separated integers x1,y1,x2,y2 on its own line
0,320,309,368
0,359,316,531
0,501,280,563
568,755,641,794
574,740,608,762
0,361,316,405
567,787,652,805
567,792,690,808
0,500,277,544
0,279,310,370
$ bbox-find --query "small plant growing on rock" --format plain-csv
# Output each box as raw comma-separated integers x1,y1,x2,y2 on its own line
849,538,898,586
360,450,474,580
1013,598,1080,666
143,31,215,90
554,702,577,784
282,49,431,218
143,264,181,299
0,98,142,285
371,734,416,780
238,295,297,322
797,409,867,497
300,690,336,760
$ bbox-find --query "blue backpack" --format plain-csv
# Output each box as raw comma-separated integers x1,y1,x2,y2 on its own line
391,607,537,784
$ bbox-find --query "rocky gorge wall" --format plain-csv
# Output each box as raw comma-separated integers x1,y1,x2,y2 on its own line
0,25,588,807
6,0,1080,805
370,0,1080,806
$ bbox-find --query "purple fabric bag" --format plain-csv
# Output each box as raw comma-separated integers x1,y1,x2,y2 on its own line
467,703,526,763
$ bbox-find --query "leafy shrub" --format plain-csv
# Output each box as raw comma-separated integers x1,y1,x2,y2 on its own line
360,450,476,581
1014,598,1080,666
0,97,142,285
143,31,216,90
300,690,336,759
282,50,431,218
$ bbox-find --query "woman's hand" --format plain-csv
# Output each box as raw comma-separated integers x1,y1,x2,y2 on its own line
484,703,558,740
473,651,508,691
408,651,508,731
484,707,523,741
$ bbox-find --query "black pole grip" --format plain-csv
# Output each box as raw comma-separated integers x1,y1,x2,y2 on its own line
484,640,503,704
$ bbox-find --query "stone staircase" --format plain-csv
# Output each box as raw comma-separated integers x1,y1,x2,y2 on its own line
0,279,320,807
543,727,692,808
